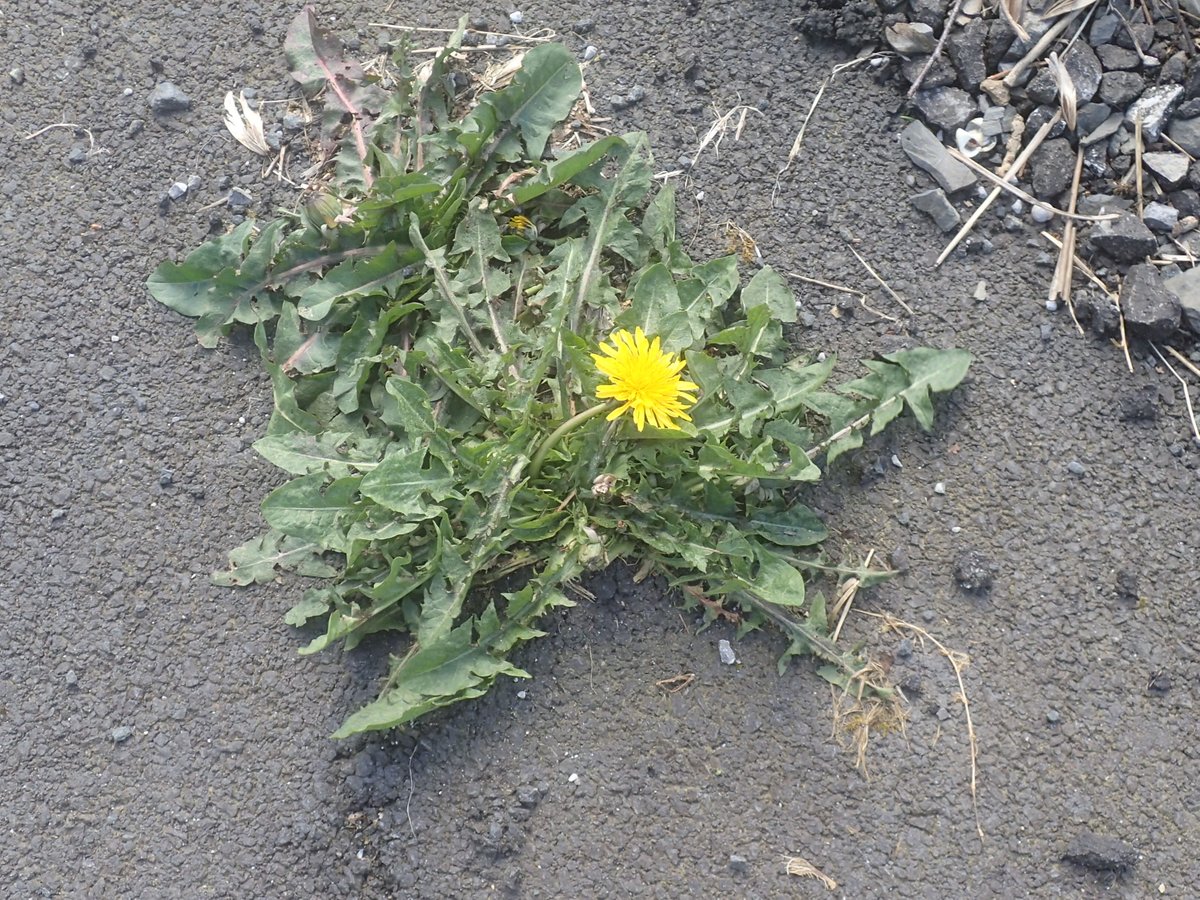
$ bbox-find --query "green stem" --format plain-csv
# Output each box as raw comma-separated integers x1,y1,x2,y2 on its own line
528,402,616,480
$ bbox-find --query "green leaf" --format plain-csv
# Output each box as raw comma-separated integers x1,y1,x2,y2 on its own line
483,42,583,159
751,548,807,608
253,431,383,478
296,243,412,321
744,504,828,547
618,263,692,351
886,348,972,430
261,474,361,549
359,449,456,519
285,589,334,627
212,530,338,586
511,134,625,205
741,265,796,323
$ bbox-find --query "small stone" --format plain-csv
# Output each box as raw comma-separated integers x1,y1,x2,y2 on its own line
516,690,527,699
1098,70,1145,108
895,638,914,660
167,181,188,201
886,22,936,55
913,86,976,132
186,174,201,192
159,470,174,487
1147,671,1172,694
902,54,957,91
728,855,749,875
1063,830,1138,873
9,66,25,85
1040,324,1053,343
1125,84,1182,142
148,81,191,114
1080,112,1124,147
567,772,580,784
516,785,541,808
626,85,646,105
1163,267,1200,335
1046,709,1060,723
1094,44,1140,71
889,547,910,572
910,188,961,231
933,481,946,495
227,188,252,210
718,639,736,665
1089,213,1158,263
1122,263,1180,340
1115,21,1154,53
972,280,988,301
574,19,594,34
1031,204,1054,224
65,669,78,686
945,18,988,91
66,146,88,166
1074,102,1111,138
508,10,524,25
953,550,992,593
1090,15,1120,46
1167,118,1200,157
1066,460,1085,476
582,45,598,62
111,726,134,743
1143,152,1189,190
125,119,144,139
900,120,976,195
1030,138,1075,200
921,609,936,623
1142,202,1179,234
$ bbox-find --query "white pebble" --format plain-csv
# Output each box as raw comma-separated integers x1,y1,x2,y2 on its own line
1045,299,1058,312
110,334,120,342
1031,204,1054,223
567,772,580,784
718,639,736,665
891,454,903,468
516,690,527,699
508,10,524,24
583,45,598,61
934,481,946,495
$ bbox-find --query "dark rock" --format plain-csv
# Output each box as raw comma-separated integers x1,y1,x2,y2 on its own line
1089,213,1158,262
227,188,252,210
952,550,992,593
1167,117,1200,157
908,0,950,30
1115,22,1154,53
1142,202,1179,233
1177,99,1200,120
1090,14,1120,46
1094,44,1140,71
1080,112,1123,147
946,18,988,91
1161,51,1188,87
910,188,961,231
1062,41,1101,104
1025,104,1067,139
1076,292,1120,337
66,146,88,166
728,855,748,875
1075,102,1112,137
984,20,1014,74
889,547,910,572
1163,267,1200,334
1066,460,1086,477
887,22,936,56
913,86,975,132
1169,189,1200,219
1025,68,1059,106
626,85,646,105
1190,159,1200,191
1121,263,1180,341
148,81,191,113
1030,138,1075,201
1119,388,1157,422
900,120,977,194
1126,85,1183,142
1063,830,1138,873
902,55,957,91
1098,70,1145,107
1147,670,1172,694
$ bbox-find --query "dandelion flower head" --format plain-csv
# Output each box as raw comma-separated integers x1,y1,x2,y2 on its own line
592,327,698,431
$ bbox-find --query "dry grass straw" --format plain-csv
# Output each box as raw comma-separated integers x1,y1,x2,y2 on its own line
830,671,908,777
829,549,875,643
653,673,696,694
1135,115,1146,220
783,856,838,890
785,272,898,322
859,611,984,843
936,112,1060,267
1049,147,1086,333
949,144,1116,223
999,0,1030,41
691,103,762,169
1152,343,1200,443
774,53,891,202
845,242,915,316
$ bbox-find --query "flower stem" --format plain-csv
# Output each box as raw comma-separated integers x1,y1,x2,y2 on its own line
528,402,616,480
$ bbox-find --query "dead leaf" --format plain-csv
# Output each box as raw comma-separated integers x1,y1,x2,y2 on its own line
223,91,270,156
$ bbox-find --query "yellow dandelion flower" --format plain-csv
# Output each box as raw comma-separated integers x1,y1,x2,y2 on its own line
592,327,698,431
